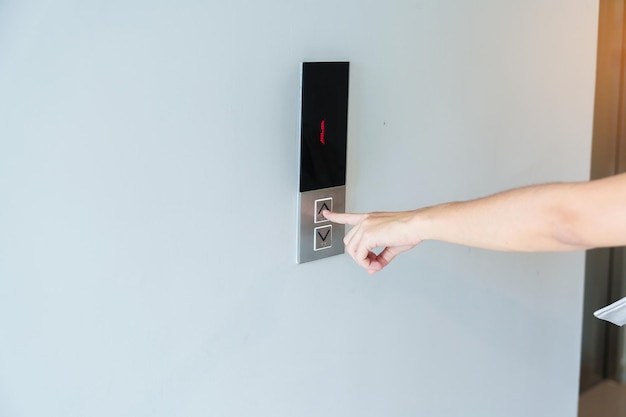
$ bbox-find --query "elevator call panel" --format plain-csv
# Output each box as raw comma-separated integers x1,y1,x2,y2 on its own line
297,61,349,264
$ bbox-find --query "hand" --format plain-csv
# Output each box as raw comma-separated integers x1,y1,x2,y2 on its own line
322,210,422,274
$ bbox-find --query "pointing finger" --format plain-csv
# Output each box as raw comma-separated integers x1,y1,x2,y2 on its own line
322,211,365,225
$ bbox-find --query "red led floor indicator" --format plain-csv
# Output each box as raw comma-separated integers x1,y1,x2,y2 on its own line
320,119,326,145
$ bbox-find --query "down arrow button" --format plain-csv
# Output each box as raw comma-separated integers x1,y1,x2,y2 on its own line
314,225,332,251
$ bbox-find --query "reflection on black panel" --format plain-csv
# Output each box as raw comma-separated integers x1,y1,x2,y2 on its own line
299,62,349,192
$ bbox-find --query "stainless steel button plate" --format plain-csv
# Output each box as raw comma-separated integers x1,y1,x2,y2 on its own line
297,185,345,263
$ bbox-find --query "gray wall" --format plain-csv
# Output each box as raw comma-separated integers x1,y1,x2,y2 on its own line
0,1,597,416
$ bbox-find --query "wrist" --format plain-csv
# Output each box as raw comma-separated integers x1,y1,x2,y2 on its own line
408,208,432,244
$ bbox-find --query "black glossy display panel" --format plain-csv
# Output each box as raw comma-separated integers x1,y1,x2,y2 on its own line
299,62,349,192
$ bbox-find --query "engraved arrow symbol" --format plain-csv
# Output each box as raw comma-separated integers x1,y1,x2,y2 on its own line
317,202,330,215
317,229,330,242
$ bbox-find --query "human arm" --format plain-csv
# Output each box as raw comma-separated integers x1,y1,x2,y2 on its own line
323,173,626,274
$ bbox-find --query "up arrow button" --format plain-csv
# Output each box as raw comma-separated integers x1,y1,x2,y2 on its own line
314,197,333,223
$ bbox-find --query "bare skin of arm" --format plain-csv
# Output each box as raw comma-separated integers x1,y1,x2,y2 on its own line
323,173,626,275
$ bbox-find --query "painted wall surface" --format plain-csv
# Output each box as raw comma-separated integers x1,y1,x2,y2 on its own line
0,1,597,416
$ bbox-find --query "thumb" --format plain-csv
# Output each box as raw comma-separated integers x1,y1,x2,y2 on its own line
373,247,401,270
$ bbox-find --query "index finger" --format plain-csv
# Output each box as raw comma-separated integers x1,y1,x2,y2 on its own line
322,210,365,225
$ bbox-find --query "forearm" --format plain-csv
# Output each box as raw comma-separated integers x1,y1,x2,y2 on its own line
325,173,626,273
413,182,590,252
